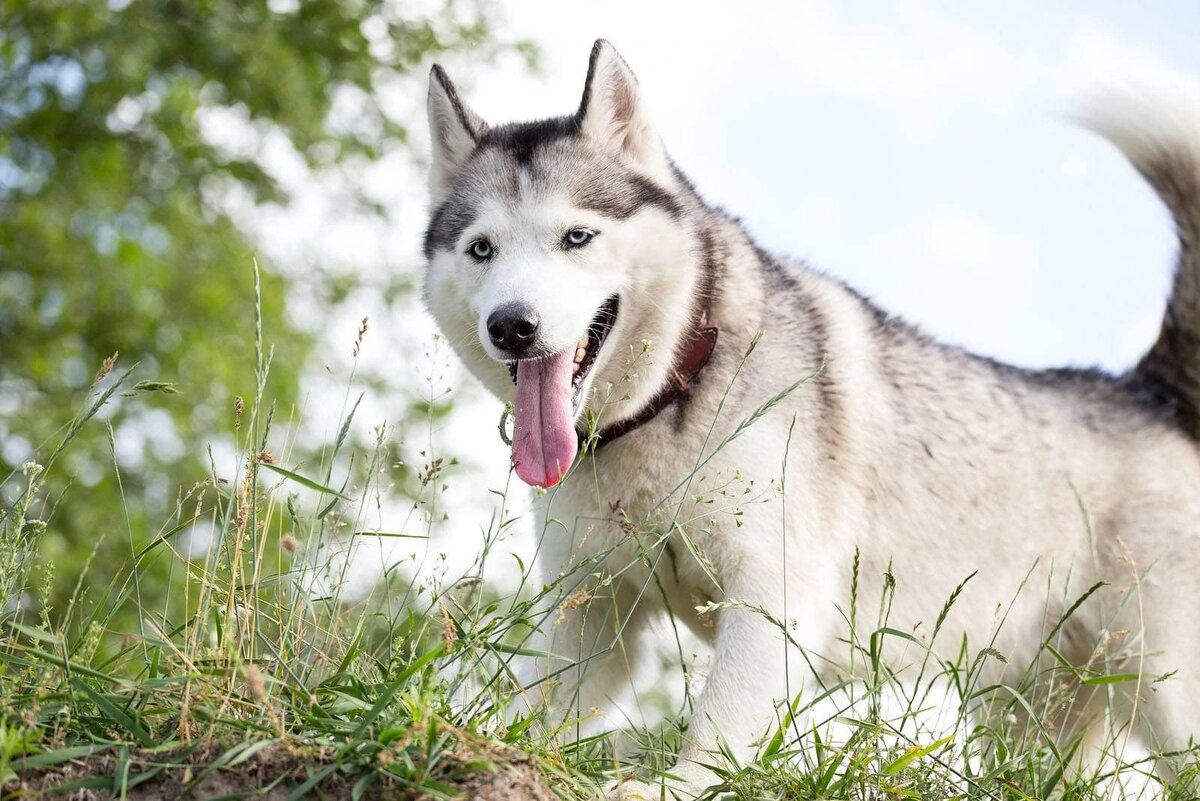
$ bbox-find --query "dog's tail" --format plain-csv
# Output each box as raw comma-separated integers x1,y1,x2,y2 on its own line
1084,78,1200,428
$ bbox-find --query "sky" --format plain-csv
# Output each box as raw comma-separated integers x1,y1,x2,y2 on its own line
247,1,1200,594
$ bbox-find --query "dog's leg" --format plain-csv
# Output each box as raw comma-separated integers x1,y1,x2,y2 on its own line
611,559,836,800
514,576,656,734
1124,577,1200,780
688,591,826,784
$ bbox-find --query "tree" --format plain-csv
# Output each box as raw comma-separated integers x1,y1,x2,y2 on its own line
0,0,516,614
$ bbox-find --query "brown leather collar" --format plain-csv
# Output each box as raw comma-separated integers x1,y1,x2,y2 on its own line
581,317,719,450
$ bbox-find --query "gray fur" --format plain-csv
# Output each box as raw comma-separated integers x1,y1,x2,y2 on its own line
1131,147,1200,433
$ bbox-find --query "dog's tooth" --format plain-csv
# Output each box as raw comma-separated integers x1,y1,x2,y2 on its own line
575,347,586,362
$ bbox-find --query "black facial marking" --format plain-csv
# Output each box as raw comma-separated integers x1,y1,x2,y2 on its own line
482,116,680,219
423,190,479,260
481,117,579,164
423,115,683,262
575,171,682,220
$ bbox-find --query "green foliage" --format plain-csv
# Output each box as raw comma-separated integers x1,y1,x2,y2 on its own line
0,719,39,787
0,334,592,798
0,323,1198,797
0,0,505,616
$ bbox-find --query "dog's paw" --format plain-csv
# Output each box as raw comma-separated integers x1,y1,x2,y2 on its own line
606,773,706,800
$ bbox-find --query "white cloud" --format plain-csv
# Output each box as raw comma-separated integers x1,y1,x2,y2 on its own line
1064,26,1196,94
1059,152,1091,181
478,1,1045,139
917,211,1002,271
763,2,1036,104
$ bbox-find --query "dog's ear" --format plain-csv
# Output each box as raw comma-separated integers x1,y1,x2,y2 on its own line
428,64,486,201
577,40,668,177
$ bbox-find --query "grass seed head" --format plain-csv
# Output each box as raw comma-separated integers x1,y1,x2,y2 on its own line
92,351,118,387
244,664,266,701
353,316,369,357
556,588,590,623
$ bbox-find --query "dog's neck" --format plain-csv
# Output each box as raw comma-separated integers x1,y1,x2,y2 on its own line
582,274,720,450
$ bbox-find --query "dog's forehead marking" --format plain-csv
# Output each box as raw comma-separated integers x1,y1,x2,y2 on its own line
424,119,683,260
517,166,534,203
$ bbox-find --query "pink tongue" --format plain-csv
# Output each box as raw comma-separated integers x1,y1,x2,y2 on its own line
512,352,578,488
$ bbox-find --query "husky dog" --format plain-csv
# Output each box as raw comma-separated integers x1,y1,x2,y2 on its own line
422,40,1200,798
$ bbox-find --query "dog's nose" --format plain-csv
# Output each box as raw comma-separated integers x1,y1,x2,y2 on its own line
486,303,540,354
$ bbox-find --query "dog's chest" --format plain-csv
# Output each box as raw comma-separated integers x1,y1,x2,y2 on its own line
539,424,795,596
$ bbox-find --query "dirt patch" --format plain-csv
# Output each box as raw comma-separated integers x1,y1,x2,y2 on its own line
453,760,557,801
8,745,559,800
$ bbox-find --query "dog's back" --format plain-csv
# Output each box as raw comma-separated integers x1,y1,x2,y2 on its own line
752,80,1200,744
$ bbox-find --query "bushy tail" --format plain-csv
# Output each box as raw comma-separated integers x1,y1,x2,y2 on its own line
1084,78,1200,429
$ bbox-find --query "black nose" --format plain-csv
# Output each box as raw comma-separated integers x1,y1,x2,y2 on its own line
487,303,540,354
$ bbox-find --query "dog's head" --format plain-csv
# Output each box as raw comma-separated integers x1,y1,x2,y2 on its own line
422,41,695,488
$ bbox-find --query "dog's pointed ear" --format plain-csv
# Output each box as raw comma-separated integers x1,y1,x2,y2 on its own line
428,64,486,201
576,40,668,177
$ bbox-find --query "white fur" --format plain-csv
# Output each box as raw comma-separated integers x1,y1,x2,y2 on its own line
1080,74,1200,174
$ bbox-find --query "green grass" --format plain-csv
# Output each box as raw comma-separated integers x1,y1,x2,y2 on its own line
3,281,1199,800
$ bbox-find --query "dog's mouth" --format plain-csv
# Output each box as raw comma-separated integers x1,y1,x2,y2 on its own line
505,295,619,406
507,295,619,489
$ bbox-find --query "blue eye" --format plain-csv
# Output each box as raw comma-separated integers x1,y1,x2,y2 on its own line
564,229,594,248
468,240,494,261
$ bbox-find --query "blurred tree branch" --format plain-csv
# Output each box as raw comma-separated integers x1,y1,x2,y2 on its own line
0,0,527,614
